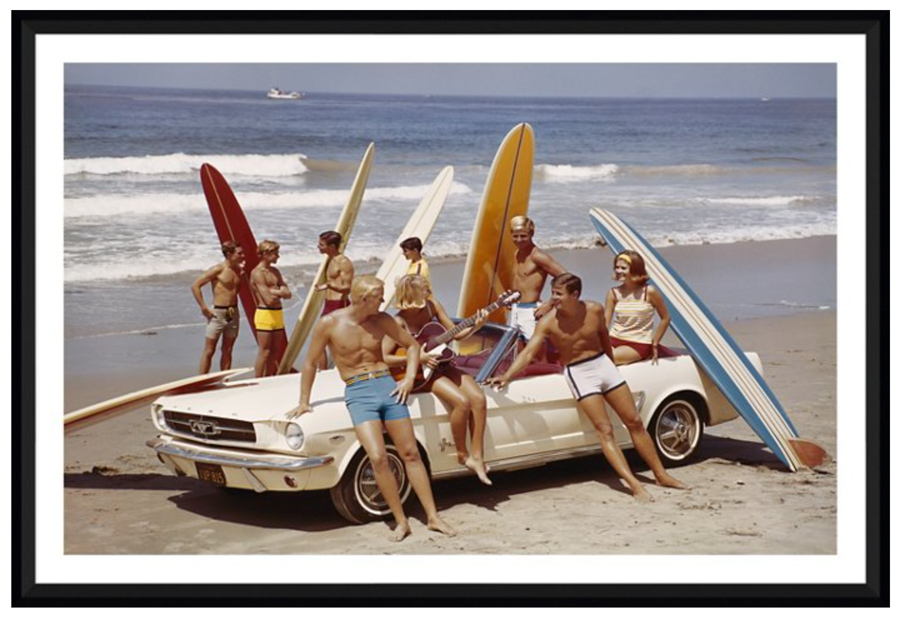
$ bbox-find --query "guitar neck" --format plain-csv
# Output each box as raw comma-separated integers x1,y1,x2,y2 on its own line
426,299,507,349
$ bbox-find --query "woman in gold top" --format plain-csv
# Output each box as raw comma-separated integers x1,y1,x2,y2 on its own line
604,250,676,365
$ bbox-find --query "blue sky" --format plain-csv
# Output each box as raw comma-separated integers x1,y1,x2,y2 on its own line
65,63,836,98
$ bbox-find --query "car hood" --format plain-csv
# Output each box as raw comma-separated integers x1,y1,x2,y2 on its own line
153,369,350,426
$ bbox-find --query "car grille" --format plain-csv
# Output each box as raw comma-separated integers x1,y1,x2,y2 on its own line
162,411,257,443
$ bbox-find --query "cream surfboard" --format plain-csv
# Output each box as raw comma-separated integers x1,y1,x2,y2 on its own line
589,208,827,471
277,142,375,374
64,368,251,434
377,166,454,310
458,123,534,329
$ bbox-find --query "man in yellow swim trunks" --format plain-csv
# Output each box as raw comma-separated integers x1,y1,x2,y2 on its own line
250,240,292,376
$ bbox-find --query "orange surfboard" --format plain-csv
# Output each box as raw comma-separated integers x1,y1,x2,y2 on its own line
457,123,534,325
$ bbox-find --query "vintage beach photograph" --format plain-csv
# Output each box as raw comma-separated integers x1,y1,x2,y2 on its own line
60,60,840,557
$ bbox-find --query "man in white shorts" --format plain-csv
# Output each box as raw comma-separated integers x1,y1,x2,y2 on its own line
488,273,689,502
508,216,567,340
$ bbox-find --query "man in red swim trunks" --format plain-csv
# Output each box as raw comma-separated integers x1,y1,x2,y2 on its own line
315,230,354,369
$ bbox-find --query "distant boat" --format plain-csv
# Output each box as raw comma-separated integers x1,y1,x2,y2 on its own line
267,87,303,100
760,97,771,102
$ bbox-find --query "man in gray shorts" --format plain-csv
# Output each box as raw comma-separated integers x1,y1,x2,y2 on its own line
488,273,689,502
191,241,245,374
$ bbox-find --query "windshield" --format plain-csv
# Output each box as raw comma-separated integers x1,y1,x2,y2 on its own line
452,322,565,383
452,323,520,382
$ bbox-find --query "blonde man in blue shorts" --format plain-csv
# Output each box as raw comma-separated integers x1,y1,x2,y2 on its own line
286,275,456,542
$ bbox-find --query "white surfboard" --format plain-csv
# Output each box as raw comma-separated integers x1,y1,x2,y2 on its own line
277,143,375,375
64,367,252,434
377,166,454,309
589,208,827,471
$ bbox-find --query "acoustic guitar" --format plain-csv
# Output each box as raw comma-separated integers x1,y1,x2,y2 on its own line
391,290,521,389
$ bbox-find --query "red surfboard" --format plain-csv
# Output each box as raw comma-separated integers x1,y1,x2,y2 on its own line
200,164,262,343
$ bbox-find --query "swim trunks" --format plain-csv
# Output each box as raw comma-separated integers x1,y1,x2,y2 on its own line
610,337,678,361
564,352,626,401
254,307,284,332
322,298,350,316
205,305,240,340
344,372,410,427
509,301,540,340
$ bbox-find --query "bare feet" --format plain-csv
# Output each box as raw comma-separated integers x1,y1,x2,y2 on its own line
655,472,690,490
631,484,654,503
427,516,457,537
389,521,412,542
465,456,493,485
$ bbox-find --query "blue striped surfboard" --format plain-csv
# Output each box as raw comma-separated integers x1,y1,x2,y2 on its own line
589,208,822,471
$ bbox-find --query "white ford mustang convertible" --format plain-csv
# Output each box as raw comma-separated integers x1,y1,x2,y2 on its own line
148,323,757,523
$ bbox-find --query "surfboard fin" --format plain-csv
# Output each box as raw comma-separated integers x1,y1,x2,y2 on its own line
788,438,830,469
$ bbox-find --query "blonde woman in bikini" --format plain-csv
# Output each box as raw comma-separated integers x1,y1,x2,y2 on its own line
604,250,676,366
382,275,492,485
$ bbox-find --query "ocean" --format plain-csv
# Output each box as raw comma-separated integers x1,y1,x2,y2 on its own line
64,85,836,347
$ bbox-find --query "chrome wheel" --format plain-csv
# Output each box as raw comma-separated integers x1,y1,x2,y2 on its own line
330,443,413,524
650,396,704,466
352,451,408,517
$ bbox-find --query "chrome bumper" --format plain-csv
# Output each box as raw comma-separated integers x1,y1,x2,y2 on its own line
146,437,334,471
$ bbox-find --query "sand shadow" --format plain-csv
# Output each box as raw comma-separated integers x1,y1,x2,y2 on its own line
165,487,346,533
696,433,788,470
64,470,205,492
64,469,348,532
429,453,641,515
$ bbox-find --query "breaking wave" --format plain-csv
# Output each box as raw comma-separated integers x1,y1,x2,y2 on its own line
64,153,310,177
64,182,473,218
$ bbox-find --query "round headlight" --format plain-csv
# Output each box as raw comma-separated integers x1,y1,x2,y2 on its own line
286,422,304,450
152,405,168,431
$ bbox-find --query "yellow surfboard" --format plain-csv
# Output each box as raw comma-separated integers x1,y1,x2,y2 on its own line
377,166,454,310
277,142,375,374
457,123,534,327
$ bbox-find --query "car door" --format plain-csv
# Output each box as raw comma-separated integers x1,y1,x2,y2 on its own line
487,370,595,456
407,384,523,475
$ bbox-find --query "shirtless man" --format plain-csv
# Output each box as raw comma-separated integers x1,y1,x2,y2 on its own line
191,241,244,374
487,273,689,502
250,240,292,377
508,216,567,340
314,230,354,370
286,275,456,542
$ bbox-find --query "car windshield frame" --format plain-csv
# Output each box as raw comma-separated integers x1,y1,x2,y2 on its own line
446,320,522,383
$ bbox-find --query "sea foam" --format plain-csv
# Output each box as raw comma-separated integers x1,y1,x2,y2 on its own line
64,181,473,219
535,163,619,183
64,153,310,177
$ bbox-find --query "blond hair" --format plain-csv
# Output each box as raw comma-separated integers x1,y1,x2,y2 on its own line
393,274,430,310
258,239,280,256
350,275,384,304
509,215,535,233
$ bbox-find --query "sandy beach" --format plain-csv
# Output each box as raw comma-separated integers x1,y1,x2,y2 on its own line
62,237,837,556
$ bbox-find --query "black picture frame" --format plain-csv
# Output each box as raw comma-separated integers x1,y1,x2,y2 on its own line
13,10,888,607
